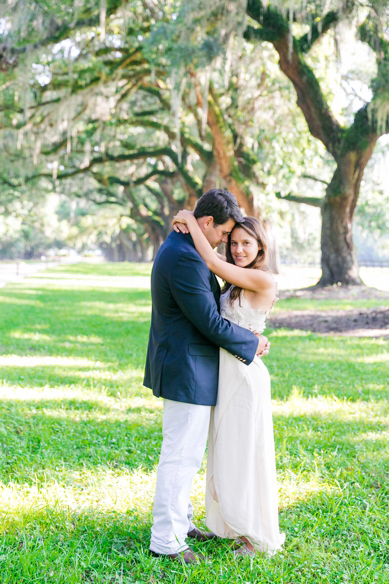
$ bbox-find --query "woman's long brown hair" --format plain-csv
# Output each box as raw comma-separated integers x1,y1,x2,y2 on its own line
222,216,268,304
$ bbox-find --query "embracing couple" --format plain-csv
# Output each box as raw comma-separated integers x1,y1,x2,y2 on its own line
144,189,285,563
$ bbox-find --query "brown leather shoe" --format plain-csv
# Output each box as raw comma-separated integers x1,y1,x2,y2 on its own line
233,543,256,558
230,537,245,550
187,526,218,542
150,548,205,564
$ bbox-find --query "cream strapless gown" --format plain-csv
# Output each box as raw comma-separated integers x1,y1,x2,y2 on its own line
206,287,285,553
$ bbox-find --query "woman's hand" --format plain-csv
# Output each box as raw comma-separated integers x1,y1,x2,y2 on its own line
172,209,195,234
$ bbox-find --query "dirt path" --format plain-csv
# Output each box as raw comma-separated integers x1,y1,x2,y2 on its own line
268,286,389,339
0,259,80,288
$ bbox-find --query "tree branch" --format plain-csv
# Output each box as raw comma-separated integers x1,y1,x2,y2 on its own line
0,0,124,72
246,0,344,159
0,148,173,185
79,187,125,206
297,11,339,53
95,168,176,188
123,186,165,229
0,175,19,188
7,147,202,202
341,105,380,154
359,17,389,137
302,174,329,185
139,84,171,110
275,192,323,207
124,118,213,164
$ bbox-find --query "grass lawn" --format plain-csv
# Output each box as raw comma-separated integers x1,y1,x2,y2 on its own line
0,262,388,583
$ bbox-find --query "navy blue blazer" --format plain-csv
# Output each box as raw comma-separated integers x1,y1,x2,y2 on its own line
143,230,258,406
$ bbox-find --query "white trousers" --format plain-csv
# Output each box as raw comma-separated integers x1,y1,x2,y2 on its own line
150,399,211,554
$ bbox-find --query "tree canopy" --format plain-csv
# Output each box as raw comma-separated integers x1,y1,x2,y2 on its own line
0,0,388,280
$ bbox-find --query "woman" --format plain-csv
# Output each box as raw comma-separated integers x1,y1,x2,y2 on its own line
172,210,285,556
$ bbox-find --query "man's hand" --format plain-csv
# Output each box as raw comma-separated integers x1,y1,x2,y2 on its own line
255,334,270,357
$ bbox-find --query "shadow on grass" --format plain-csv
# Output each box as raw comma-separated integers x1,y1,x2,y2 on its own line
49,262,153,277
0,474,387,584
274,410,389,476
279,468,389,553
0,287,151,370
266,329,389,402
0,393,387,488
1,284,387,402
0,270,388,582
0,399,163,484
0,366,146,397
0,506,157,584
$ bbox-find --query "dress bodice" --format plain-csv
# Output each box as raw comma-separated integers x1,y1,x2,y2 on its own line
220,286,277,334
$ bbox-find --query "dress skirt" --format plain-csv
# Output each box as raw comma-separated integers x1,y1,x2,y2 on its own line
205,348,285,553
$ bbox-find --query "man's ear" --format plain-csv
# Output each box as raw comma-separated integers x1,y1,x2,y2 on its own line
197,215,214,233
203,216,214,228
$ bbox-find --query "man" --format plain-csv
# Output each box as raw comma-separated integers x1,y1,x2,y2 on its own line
144,189,269,563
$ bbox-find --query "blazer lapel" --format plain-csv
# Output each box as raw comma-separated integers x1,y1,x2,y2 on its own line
210,272,221,308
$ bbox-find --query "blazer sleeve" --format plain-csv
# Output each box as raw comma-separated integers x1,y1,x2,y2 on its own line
169,252,258,365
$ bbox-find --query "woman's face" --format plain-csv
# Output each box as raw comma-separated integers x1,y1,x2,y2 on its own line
230,227,260,267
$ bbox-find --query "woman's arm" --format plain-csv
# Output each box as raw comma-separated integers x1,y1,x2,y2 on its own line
172,210,274,292
172,216,226,261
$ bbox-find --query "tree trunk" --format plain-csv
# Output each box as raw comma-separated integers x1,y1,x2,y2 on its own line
112,245,119,262
192,80,256,214
147,225,164,260
118,229,138,261
244,7,383,287
202,157,219,192
206,97,255,215
317,149,375,286
319,196,362,285
137,237,148,262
